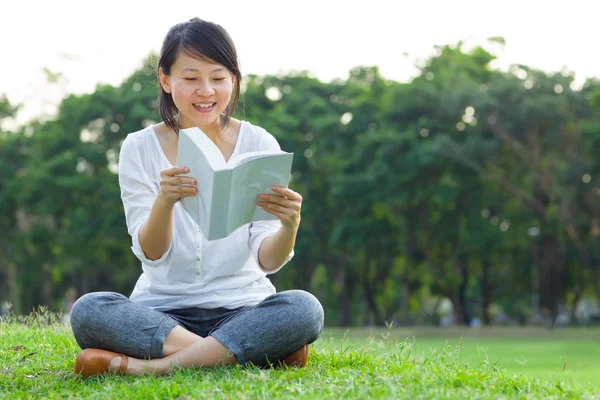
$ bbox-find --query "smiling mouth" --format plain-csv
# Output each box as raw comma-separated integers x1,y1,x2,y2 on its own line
193,102,216,109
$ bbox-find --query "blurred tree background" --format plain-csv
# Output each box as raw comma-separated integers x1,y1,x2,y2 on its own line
2,38,600,328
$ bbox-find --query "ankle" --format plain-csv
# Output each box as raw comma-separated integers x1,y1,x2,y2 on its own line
108,356,124,373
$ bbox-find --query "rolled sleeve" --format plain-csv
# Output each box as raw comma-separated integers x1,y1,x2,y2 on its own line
118,135,172,266
130,224,173,266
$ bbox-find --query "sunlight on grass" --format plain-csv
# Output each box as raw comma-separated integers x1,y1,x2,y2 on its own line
1,309,599,399
322,326,600,388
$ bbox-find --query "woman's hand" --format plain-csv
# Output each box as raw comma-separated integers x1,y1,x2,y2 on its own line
257,186,302,231
157,166,197,207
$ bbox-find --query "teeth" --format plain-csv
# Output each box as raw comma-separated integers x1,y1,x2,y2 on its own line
194,103,214,108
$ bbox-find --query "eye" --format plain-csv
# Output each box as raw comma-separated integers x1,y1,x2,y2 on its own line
213,78,226,81
183,78,196,81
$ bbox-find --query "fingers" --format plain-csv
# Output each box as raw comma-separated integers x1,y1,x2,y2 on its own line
259,206,287,220
162,175,197,186
258,199,301,230
160,183,197,198
270,186,303,202
160,166,189,177
158,166,197,204
257,195,300,211
257,200,289,213
257,186,303,231
159,166,196,186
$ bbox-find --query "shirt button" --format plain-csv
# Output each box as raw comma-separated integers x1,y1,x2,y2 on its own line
196,270,200,275
196,257,200,261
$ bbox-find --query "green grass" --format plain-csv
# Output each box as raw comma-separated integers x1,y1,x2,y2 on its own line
324,326,600,387
1,311,599,399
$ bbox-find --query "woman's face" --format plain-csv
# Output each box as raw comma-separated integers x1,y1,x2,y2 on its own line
160,52,234,131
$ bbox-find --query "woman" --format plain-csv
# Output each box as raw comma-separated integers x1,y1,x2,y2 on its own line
70,17,324,377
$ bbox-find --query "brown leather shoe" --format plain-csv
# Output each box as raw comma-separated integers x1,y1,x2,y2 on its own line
74,349,129,378
279,344,309,368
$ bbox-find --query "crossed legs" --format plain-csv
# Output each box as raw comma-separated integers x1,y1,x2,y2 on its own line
70,291,324,376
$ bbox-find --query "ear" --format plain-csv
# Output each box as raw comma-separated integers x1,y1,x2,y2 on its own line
159,67,171,94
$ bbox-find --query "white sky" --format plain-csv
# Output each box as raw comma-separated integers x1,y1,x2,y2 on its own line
1,0,597,126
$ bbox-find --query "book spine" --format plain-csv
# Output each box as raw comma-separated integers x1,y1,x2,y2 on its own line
210,170,232,240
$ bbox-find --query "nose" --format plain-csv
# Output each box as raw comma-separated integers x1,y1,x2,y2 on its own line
196,81,215,96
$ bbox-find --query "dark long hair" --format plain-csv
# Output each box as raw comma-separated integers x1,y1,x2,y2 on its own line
157,18,242,133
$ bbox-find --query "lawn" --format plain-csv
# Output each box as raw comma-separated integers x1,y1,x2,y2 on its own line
324,326,600,388
1,310,599,399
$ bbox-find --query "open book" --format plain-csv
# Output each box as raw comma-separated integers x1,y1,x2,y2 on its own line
176,127,294,241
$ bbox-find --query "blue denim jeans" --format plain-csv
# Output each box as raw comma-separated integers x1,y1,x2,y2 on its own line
69,290,324,366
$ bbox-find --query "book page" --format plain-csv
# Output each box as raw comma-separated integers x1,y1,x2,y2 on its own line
179,127,227,171
176,132,215,233
206,169,232,240
228,149,291,168
227,153,294,233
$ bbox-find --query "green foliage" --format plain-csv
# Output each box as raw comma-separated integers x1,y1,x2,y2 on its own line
1,40,600,328
0,94,19,120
